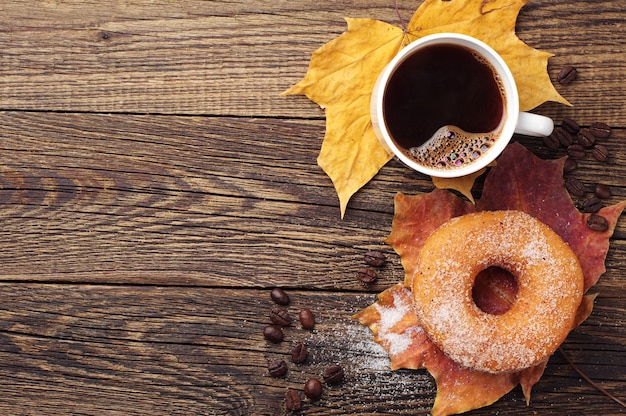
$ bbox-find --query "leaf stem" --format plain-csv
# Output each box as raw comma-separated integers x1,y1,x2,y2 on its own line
559,348,626,408
393,0,408,32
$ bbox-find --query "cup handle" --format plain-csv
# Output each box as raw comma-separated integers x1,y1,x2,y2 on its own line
514,112,554,137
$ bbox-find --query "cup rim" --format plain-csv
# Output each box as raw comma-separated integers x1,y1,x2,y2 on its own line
371,33,520,178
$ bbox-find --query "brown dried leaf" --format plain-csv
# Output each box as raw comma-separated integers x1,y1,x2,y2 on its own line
385,189,475,287
357,143,624,414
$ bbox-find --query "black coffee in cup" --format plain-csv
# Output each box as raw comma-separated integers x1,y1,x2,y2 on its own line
383,43,506,170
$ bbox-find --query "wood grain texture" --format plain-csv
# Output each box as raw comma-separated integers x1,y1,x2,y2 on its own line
0,110,624,413
0,111,419,287
0,0,624,414
0,286,623,415
0,0,624,124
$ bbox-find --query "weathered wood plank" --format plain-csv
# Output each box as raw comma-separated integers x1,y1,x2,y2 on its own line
0,112,624,290
0,285,623,415
0,111,411,286
0,0,625,125
0,1,624,415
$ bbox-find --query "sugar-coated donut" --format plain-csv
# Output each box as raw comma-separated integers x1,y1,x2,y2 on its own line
413,211,584,373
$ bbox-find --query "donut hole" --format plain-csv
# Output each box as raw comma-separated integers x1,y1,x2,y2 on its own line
472,266,519,315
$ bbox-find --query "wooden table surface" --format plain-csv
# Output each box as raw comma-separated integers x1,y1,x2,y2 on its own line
1,1,624,414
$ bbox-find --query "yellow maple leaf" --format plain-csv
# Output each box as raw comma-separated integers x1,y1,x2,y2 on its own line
283,18,406,217
407,0,569,111
431,166,488,203
284,0,568,217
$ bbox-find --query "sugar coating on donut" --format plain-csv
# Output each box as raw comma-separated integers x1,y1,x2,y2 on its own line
412,210,584,374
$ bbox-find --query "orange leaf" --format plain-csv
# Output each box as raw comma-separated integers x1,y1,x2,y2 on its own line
385,189,475,287
353,282,548,416
356,144,625,414
428,357,521,416
284,0,568,217
353,284,431,370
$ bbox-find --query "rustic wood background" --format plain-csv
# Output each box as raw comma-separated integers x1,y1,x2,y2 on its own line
0,0,624,414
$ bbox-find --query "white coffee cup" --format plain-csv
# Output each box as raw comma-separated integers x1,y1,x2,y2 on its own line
371,33,554,178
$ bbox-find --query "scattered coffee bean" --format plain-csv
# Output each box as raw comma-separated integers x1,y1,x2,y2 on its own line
592,144,609,162
364,250,387,267
304,377,323,401
565,177,586,197
323,364,345,385
583,197,603,213
556,129,574,147
269,305,292,327
543,132,560,150
268,359,288,377
263,325,284,343
562,118,580,135
586,214,609,232
356,267,378,284
594,183,612,199
567,144,586,159
577,129,595,148
563,157,577,174
299,308,315,330
270,288,290,306
285,388,302,412
589,122,611,138
557,65,577,84
291,343,308,364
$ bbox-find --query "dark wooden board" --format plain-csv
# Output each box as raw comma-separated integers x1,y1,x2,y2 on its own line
0,0,624,414
0,0,624,124
0,285,623,415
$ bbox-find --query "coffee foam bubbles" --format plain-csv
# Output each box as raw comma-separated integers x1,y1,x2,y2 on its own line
407,125,500,170
404,51,507,171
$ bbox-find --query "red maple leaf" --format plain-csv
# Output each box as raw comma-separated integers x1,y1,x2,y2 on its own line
354,142,625,415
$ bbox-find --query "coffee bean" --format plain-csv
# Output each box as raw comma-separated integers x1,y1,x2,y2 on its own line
304,378,323,401
563,157,577,174
268,359,288,377
592,144,609,162
583,197,603,213
594,183,612,199
565,177,586,197
555,129,574,147
589,122,611,138
542,132,560,150
567,144,586,159
577,129,595,148
263,325,284,343
299,308,315,330
557,65,577,84
356,267,378,284
270,288,290,305
562,118,580,135
364,250,387,267
586,214,609,232
291,343,308,364
269,305,292,327
323,364,344,385
285,388,302,412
